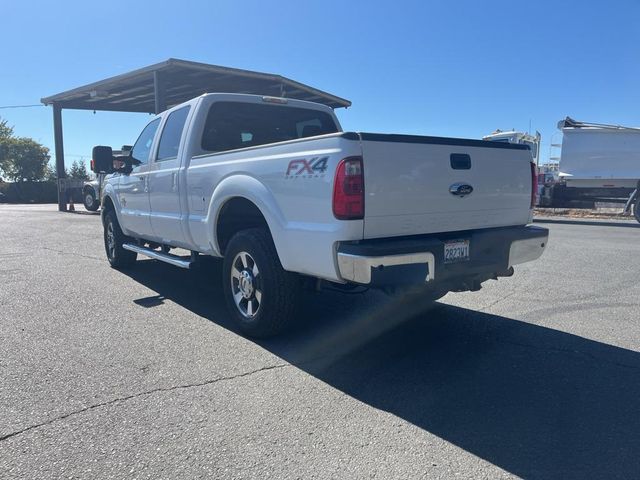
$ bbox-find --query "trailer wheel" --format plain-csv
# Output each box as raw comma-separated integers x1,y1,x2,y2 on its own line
103,210,137,269
222,228,300,338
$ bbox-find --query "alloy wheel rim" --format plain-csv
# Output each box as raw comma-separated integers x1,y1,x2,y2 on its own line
106,222,116,259
230,251,262,318
85,194,93,208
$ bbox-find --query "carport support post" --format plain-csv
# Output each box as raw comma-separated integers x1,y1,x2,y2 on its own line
52,103,67,212
153,71,166,114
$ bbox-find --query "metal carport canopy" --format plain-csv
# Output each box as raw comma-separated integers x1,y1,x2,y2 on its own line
41,58,351,211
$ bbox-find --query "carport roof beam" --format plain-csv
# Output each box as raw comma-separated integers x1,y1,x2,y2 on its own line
41,58,352,112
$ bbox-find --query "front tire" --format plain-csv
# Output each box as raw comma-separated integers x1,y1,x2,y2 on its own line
103,210,137,269
222,228,300,338
84,190,99,211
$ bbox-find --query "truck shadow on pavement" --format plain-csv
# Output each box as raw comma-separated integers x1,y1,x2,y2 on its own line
125,258,640,480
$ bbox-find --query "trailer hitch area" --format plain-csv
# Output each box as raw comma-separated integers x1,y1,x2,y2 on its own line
623,187,639,215
451,278,483,293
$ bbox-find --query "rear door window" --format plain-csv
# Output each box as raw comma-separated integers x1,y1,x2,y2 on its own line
201,102,338,153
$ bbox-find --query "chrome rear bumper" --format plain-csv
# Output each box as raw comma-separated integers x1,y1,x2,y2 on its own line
336,225,548,286
337,252,436,284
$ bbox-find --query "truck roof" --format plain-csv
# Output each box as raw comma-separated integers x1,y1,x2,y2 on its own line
197,92,336,112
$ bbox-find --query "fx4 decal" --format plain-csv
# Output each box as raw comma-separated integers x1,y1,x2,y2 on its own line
285,156,329,179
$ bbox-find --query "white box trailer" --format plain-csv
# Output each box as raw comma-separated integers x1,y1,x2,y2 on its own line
547,117,640,221
558,117,640,189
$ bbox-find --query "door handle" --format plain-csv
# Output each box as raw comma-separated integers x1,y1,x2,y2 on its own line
171,172,177,191
143,176,149,193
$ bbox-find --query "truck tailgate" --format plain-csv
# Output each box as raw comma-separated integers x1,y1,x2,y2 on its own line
359,133,533,239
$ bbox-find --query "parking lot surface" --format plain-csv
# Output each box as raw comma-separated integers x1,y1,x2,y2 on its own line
1,204,640,479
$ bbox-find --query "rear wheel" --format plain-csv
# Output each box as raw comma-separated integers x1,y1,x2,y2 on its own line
222,228,300,338
634,196,640,224
83,190,99,211
103,210,137,269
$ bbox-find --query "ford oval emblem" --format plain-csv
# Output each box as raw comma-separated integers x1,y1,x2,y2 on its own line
449,183,474,197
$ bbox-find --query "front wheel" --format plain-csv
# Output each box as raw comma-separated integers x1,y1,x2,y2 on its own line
103,210,137,269
84,191,99,211
222,228,300,338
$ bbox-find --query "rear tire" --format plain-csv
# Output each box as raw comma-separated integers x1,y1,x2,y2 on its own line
103,210,137,269
84,190,99,211
222,228,300,338
634,196,640,224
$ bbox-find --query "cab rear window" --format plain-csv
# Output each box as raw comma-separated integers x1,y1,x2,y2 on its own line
201,101,338,152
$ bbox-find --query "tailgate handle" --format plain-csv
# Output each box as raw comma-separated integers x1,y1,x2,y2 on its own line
450,153,471,170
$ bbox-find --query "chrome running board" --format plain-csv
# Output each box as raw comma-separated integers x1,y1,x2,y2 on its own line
123,243,193,269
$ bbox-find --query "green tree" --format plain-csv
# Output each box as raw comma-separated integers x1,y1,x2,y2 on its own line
2,137,50,182
0,118,14,174
0,118,12,139
44,162,67,181
0,116,50,182
69,159,90,180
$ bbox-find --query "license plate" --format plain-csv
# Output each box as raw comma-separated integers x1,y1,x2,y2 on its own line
444,239,470,264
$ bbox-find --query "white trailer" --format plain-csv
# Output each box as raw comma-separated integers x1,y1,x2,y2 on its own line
557,117,640,188
548,117,640,221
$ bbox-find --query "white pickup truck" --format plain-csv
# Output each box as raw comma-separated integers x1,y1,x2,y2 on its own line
93,93,548,337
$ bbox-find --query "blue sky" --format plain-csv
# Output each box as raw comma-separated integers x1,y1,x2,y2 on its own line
2,0,639,169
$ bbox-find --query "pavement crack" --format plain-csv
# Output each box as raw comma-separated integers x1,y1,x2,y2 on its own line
478,291,517,312
0,363,289,442
0,252,29,259
42,246,102,262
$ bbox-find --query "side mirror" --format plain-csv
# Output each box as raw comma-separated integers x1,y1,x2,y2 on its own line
91,146,114,174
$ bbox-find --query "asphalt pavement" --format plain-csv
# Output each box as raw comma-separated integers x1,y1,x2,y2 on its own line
1,204,640,479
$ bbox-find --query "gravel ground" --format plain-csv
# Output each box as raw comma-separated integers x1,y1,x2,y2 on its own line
1,204,639,479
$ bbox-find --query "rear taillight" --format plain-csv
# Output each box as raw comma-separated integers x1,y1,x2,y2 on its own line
90,159,95,172
333,156,364,220
530,162,537,208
